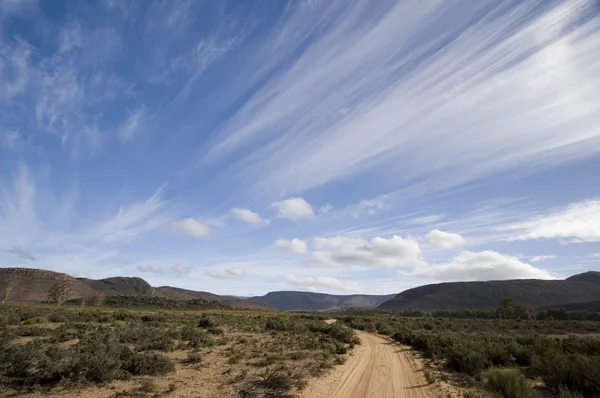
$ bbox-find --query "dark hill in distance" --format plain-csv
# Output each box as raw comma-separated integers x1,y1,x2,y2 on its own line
251,291,396,311
378,273,600,311
567,271,600,286
155,286,274,310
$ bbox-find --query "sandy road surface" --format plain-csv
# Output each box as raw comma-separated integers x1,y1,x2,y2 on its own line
300,329,433,398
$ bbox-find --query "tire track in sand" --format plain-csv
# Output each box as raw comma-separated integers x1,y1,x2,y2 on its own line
300,330,431,398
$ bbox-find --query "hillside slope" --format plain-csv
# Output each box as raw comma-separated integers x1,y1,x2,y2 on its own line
156,286,275,310
567,271,600,286
0,268,96,302
251,291,396,311
77,277,154,297
378,275,600,311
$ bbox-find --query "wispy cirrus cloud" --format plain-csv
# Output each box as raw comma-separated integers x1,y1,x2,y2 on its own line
118,105,149,142
88,186,172,244
205,0,600,200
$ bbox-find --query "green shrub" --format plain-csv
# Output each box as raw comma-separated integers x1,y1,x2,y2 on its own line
446,347,489,375
332,341,347,355
112,320,127,328
328,325,355,344
186,352,202,364
532,352,600,396
207,326,223,335
121,327,174,352
485,368,539,398
264,318,289,332
424,369,436,384
48,313,67,323
129,352,175,376
49,323,78,343
23,317,47,325
181,326,214,349
198,316,216,328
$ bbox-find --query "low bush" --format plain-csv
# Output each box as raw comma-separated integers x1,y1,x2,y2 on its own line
186,352,202,364
485,368,540,398
332,341,347,355
424,369,435,384
129,352,175,376
112,320,127,328
23,317,47,325
207,326,223,335
531,351,600,396
198,316,216,328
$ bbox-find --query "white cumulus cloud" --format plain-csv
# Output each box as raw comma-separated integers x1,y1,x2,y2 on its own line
415,250,554,281
171,218,211,238
426,229,467,249
271,197,314,220
501,199,600,243
230,207,269,225
273,238,308,254
311,235,421,267
285,274,363,293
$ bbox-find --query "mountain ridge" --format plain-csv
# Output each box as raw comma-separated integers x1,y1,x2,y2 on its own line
378,274,600,311
2,267,600,312
0,267,273,310
250,290,396,311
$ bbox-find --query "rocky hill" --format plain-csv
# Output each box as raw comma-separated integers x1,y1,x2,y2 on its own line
378,273,600,311
0,268,96,302
250,291,396,311
77,277,154,297
0,267,273,310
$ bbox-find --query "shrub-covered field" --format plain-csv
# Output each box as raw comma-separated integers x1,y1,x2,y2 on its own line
340,313,600,397
0,304,357,397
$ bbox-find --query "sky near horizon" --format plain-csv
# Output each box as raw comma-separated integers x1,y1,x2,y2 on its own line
1,0,599,296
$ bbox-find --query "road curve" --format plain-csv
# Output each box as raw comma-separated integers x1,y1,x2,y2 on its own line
300,330,431,398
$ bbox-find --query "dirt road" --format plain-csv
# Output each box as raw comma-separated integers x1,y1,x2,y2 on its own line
300,329,434,398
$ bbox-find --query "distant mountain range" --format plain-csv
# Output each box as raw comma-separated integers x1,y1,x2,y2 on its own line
377,271,600,311
0,268,274,310
1,267,599,312
250,291,396,311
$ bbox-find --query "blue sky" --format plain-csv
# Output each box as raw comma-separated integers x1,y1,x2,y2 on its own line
1,0,599,296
